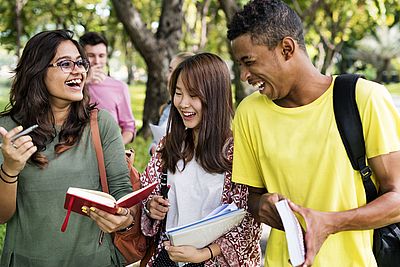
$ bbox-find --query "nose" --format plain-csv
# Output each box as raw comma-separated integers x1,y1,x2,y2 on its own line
239,66,250,82
92,56,99,65
178,95,190,108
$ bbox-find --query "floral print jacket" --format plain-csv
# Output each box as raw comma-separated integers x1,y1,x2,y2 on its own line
140,139,262,266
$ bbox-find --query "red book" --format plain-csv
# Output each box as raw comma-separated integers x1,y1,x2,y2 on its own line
61,181,158,232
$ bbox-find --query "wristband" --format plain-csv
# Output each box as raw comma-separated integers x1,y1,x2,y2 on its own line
206,245,213,259
117,222,135,232
1,164,19,178
0,172,18,184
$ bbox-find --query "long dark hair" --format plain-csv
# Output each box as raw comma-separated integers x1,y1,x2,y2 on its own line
2,29,95,168
161,52,233,174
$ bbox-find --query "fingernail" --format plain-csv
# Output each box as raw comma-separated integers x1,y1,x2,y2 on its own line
90,207,96,212
81,207,88,214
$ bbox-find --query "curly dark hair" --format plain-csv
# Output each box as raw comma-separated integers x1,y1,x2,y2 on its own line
227,0,306,51
161,52,233,174
2,29,95,168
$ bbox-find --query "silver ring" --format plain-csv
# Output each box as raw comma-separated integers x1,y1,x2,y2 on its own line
123,208,130,216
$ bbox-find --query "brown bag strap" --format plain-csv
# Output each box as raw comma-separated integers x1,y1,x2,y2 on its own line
90,109,109,194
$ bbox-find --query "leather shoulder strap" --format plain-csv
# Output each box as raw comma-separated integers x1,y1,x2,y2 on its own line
90,109,109,193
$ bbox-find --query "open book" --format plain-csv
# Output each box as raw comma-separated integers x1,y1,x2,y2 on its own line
61,181,158,232
166,203,246,248
275,199,305,266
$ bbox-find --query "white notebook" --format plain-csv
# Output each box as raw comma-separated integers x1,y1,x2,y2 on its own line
166,203,246,248
275,199,305,266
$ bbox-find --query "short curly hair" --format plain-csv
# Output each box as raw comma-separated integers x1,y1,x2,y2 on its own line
227,0,306,51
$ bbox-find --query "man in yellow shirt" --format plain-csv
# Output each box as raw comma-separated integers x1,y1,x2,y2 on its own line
227,0,400,266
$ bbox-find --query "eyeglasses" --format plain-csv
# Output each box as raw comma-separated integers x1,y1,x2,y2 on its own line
48,59,90,73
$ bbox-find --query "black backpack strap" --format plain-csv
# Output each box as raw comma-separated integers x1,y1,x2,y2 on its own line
333,74,378,203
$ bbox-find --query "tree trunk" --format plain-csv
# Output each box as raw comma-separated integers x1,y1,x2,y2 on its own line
112,0,183,138
218,0,246,105
375,58,390,83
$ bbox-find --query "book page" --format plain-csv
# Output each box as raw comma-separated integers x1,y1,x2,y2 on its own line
203,203,238,219
275,199,305,266
167,203,240,233
116,181,158,207
67,187,116,207
149,122,167,144
166,208,246,248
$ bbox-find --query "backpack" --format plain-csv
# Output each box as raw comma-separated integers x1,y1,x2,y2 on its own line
90,109,153,266
333,74,400,267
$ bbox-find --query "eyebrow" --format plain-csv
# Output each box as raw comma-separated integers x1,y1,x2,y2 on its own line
240,55,253,61
54,55,82,62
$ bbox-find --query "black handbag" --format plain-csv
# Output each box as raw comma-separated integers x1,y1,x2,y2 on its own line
333,74,400,266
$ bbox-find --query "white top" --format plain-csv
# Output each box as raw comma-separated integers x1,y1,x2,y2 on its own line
166,158,225,230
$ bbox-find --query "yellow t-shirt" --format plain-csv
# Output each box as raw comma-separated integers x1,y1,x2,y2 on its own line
232,77,400,267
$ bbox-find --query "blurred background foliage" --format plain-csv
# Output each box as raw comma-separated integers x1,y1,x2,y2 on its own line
1,0,400,254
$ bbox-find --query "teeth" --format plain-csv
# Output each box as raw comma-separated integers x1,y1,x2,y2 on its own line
252,81,264,89
65,79,82,85
183,112,195,116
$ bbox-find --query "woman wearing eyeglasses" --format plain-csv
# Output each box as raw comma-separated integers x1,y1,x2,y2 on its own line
0,30,134,267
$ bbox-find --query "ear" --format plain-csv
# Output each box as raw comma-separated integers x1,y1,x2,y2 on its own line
280,37,296,60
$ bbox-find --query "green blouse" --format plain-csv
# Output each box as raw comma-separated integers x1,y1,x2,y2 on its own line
0,110,133,267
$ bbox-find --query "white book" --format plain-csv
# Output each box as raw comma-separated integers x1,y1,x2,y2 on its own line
275,199,305,266
166,203,246,248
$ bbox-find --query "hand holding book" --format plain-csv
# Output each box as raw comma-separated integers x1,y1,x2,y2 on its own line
61,181,158,232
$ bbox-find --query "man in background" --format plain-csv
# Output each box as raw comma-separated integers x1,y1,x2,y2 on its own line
80,32,136,144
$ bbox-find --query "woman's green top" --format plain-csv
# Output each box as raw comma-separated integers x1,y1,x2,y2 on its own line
0,110,133,267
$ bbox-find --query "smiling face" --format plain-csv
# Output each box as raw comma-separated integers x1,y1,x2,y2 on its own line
232,34,289,100
44,40,86,108
173,74,203,132
84,43,107,69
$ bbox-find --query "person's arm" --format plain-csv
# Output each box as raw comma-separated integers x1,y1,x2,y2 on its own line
164,241,221,264
248,186,285,230
0,126,37,223
121,131,134,145
140,140,167,236
117,83,136,143
289,151,400,266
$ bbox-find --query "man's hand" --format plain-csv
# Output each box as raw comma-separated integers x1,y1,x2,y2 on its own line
289,200,336,266
87,65,106,84
248,186,285,229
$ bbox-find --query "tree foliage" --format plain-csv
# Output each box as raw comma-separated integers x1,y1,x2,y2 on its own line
1,0,400,134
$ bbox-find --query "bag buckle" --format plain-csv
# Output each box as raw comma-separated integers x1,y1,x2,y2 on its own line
360,166,372,181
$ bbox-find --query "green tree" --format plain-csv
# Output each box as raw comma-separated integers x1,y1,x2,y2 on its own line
350,25,400,82
111,0,183,137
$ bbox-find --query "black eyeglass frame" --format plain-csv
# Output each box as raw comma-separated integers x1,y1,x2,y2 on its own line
48,59,90,73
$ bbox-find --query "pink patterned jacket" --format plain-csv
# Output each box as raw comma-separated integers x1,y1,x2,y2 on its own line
140,139,262,266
